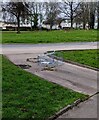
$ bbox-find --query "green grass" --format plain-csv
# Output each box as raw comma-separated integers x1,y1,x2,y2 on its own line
0,55,2,120
55,50,98,69
2,30,97,43
2,55,87,119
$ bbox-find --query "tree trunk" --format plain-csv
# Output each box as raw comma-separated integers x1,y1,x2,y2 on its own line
83,21,86,29
71,16,73,28
17,15,20,34
33,14,38,30
58,23,62,29
97,2,99,29
98,14,99,29
50,24,53,30
75,23,77,29
89,13,95,29
30,16,33,31
70,2,73,28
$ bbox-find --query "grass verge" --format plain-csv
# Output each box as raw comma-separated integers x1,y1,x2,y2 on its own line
2,55,87,119
0,55,2,119
2,30,97,43
55,49,98,69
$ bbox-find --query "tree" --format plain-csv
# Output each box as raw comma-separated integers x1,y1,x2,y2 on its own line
44,2,60,30
88,2,97,29
97,1,99,29
75,2,97,29
75,2,90,29
2,1,29,33
56,18,65,29
28,2,44,30
60,0,81,28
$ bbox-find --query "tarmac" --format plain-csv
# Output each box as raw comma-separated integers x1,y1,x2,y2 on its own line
6,53,97,96
1,42,97,54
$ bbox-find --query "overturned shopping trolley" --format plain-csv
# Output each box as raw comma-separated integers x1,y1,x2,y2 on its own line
27,51,64,70
37,51,63,68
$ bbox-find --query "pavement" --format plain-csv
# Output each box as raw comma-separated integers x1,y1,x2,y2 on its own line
56,94,98,119
1,42,98,119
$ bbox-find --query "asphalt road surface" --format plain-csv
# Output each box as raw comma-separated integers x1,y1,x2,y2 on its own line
0,42,97,54
1,42,98,95
5,53,97,96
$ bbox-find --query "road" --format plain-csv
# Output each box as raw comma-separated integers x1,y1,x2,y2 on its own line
1,42,98,95
1,42,98,118
0,42,97,54
5,53,97,96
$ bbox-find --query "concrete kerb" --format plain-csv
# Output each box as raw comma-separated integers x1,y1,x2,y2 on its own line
48,54,99,72
48,99,84,120
48,92,98,120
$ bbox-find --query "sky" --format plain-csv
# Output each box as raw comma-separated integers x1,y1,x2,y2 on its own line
0,0,97,21
1,0,98,2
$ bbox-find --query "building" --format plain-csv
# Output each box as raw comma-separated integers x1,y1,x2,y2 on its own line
0,21,31,31
0,20,98,31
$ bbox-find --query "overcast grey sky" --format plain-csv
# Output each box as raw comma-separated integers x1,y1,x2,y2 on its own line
0,0,98,22
1,0,98,3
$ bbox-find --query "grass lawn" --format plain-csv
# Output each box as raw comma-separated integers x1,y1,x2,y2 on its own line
55,49,98,69
0,55,2,119
2,30,97,43
2,55,87,119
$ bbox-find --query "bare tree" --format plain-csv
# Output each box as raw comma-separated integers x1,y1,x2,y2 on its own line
88,2,97,29
60,0,81,28
28,2,44,30
75,2,97,29
56,18,65,29
75,2,90,29
2,1,29,33
97,1,99,29
44,2,60,30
